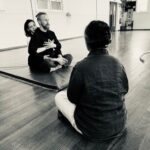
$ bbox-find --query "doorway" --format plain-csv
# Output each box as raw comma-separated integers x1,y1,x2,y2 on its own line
109,2,117,31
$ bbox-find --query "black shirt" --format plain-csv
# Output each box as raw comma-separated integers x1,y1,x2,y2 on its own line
28,28,62,60
67,49,129,141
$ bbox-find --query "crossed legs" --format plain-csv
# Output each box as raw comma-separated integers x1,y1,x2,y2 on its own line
28,54,73,73
55,90,82,134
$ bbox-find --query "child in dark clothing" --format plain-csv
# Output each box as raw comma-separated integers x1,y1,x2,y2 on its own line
55,20,129,141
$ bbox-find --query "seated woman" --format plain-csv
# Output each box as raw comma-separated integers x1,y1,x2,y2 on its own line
55,21,129,141
24,18,72,73
24,19,37,40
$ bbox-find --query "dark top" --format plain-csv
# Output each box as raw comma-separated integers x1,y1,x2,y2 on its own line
28,28,62,61
67,49,129,141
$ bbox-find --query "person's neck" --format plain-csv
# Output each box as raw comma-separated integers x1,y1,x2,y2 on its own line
39,26,48,32
88,47,108,56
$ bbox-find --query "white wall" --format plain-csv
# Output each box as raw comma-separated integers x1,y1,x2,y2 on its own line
0,0,121,49
0,0,33,49
133,13,150,29
97,0,110,23
32,0,97,39
97,0,121,30
30,0,121,38
133,0,150,29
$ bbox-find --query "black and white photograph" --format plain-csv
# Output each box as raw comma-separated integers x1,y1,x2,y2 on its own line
0,0,150,149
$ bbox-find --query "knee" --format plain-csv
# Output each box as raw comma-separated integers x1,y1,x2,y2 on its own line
64,54,73,62
55,92,63,106
55,93,60,106
68,54,73,61
55,91,66,106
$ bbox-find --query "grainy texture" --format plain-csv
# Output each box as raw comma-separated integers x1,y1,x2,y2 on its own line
0,66,73,90
0,31,150,149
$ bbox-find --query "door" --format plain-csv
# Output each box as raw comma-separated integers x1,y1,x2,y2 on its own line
109,2,117,31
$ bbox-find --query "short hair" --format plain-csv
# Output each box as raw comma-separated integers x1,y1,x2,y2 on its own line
85,20,111,50
36,12,47,21
24,19,35,37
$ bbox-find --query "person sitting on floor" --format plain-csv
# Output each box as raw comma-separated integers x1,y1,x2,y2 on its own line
55,20,129,141
24,19,37,40
28,12,73,73
24,19,54,57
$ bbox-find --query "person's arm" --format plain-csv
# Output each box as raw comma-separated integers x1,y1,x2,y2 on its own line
122,66,129,94
28,36,43,60
37,47,46,53
67,67,83,104
53,32,62,56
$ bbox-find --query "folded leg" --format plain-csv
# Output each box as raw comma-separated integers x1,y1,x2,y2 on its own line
62,54,73,67
55,90,82,134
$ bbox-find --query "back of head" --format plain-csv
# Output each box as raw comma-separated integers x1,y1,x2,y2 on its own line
85,20,111,51
36,12,47,21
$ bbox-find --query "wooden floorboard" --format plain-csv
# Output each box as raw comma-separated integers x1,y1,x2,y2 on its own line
0,76,118,150
0,66,73,90
0,31,150,149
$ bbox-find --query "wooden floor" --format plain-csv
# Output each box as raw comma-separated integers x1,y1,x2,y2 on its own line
1,31,150,149
0,66,73,90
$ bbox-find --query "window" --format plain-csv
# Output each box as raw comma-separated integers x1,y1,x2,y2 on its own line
50,0,63,10
36,0,63,11
37,0,49,9
137,0,148,12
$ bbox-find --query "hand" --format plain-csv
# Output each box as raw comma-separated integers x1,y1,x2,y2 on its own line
43,55,58,67
53,56,68,66
43,39,56,49
43,55,51,61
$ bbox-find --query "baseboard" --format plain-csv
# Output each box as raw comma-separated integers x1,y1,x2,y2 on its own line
119,29,150,32
0,36,83,52
0,45,27,52
133,29,150,31
60,36,83,41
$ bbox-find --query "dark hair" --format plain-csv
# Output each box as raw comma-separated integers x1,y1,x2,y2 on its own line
36,12,47,21
85,20,111,50
24,19,35,37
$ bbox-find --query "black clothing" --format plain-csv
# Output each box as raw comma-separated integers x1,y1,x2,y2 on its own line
28,28,72,72
28,28,62,59
67,49,129,141
28,54,73,73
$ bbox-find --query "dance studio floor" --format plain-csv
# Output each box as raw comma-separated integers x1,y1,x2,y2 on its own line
1,31,150,149
0,38,87,90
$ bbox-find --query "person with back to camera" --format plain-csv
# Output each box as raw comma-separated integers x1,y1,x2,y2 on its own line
28,12,73,73
55,20,129,141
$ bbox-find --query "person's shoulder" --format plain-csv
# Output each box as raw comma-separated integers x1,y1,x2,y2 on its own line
74,57,88,71
48,30,55,35
30,28,40,39
35,28,41,34
107,55,123,68
107,54,120,62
